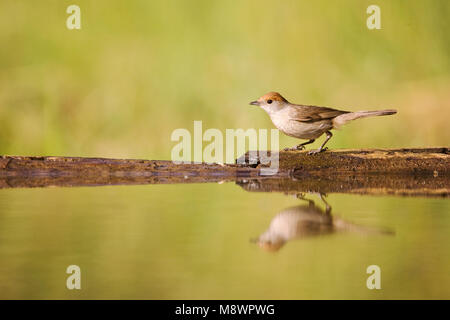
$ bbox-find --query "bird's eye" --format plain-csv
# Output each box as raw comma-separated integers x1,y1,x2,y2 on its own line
267,99,273,104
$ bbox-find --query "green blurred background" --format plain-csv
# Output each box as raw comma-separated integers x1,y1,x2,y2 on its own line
0,1,449,300
0,0,449,159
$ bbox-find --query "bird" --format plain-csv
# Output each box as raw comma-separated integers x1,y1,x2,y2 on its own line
252,194,394,252
250,92,397,154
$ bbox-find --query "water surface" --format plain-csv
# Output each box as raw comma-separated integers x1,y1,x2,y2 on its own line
0,182,449,299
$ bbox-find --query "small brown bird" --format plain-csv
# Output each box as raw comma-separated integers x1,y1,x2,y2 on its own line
253,194,394,252
250,92,397,154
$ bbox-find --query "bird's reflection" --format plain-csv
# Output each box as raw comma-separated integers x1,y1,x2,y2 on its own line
253,193,394,252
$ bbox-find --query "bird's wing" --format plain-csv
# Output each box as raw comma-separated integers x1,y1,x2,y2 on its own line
288,104,349,123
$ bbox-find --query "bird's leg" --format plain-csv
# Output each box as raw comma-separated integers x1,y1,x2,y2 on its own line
308,131,332,155
318,193,332,215
295,193,315,207
284,139,315,151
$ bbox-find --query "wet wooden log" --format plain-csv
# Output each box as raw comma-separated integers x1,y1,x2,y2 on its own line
235,147,450,197
239,147,450,174
0,156,264,189
236,174,449,198
0,147,449,197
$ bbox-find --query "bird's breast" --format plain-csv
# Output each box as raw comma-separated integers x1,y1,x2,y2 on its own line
269,111,332,140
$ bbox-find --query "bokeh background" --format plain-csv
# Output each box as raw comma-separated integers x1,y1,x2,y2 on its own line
0,0,449,159
0,1,450,300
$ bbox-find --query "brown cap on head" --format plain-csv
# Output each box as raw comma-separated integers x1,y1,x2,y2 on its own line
257,240,285,252
250,92,288,106
259,92,288,103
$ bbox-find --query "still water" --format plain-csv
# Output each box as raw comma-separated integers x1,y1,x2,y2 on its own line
0,182,449,299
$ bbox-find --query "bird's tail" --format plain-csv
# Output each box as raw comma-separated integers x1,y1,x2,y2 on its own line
333,218,395,236
333,109,397,128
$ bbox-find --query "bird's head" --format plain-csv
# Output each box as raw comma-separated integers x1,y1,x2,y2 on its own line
254,239,285,252
250,230,286,252
249,92,288,113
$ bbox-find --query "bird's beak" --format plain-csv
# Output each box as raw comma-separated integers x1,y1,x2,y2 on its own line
249,237,260,243
249,100,259,106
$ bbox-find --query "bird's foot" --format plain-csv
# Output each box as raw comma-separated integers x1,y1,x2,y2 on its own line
295,192,306,200
283,144,306,151
307,147,328,155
